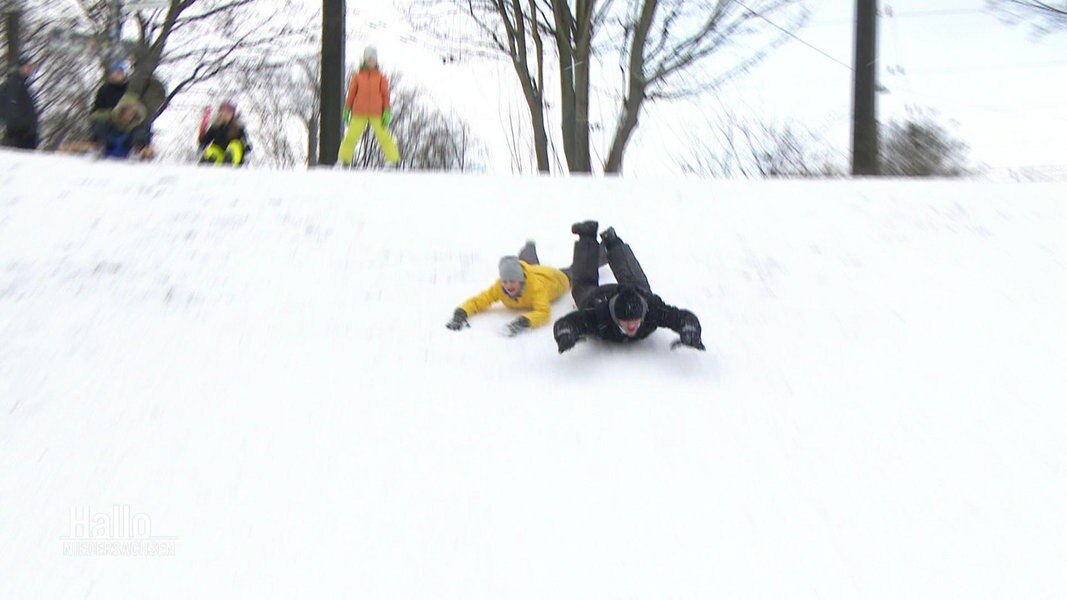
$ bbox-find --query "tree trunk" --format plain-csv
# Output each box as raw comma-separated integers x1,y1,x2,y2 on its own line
604,94,642,174
552,1,578,171
573,2,593,173
605,0,656,174
502,0,550,172
307,114,319,166
526,89,551,172
126,1,185,123
551,0,594,173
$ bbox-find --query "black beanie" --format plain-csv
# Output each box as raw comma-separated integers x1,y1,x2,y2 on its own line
610,288,648,322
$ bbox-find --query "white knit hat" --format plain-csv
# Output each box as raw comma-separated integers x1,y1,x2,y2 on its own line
363,46,378,62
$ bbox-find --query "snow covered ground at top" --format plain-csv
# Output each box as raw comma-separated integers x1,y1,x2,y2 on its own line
1,150,1065,598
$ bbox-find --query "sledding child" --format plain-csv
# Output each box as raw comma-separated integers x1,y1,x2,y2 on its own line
446,242,571,337
198,100,248,166
553,221,705,353
90,94,153,159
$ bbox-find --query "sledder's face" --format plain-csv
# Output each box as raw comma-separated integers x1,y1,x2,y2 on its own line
501,280,523,298
217,108,234,123
618,319,642,337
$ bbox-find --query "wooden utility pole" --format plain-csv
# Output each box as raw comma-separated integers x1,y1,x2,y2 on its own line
851,0,879,176
4,10,20,73
319,0,345,166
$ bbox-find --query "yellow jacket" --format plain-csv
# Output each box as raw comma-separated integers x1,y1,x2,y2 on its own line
459,262,570,328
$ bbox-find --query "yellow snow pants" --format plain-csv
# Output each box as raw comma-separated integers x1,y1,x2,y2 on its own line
337,115,399,166
202,140,244,166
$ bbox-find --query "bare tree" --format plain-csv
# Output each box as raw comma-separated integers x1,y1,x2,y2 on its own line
503,98,536,173
881,113,970,178
20,0,310,150
412,0,551,172
604,0,808,173
121,0,311,122
988,0,1067,33
413,0,808,175
545,0,618,172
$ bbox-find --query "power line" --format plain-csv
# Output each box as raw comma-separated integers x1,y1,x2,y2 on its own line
904,60,1067,74
888,8,989,19
737,1,853,71
808,8,988,26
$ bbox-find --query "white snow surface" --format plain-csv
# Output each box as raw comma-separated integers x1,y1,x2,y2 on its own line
2,151,1066,598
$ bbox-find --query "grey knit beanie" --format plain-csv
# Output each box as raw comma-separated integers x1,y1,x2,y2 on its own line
498,256,525,281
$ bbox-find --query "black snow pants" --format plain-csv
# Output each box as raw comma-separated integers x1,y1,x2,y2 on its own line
569,234,650,309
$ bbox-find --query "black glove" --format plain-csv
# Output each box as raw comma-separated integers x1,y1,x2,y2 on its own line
504,316,530,337
445,308,469,331
671,324,705,351
555,325,578,354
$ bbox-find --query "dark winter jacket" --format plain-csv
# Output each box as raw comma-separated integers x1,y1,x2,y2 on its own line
199,119,247,149
0,72,39,135
90,95,151,157
91,81,129,119
138,76,167,123
553,284,701,344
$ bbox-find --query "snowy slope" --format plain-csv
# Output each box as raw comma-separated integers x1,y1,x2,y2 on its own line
1,150,1066,598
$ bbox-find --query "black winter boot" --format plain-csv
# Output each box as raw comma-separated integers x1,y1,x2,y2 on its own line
571,220,599,237
600,226,621,249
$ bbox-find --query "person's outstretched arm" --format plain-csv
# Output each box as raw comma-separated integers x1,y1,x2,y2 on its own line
447,284,502,330
655,302,705,351
553,309,596,353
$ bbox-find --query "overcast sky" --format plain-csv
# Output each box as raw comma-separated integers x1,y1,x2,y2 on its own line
346,0,1066,175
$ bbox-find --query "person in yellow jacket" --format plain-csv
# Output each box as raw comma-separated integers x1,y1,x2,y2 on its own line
447,241,571,337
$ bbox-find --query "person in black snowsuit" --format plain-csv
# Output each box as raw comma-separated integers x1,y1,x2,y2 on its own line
0,57,40,150
553,220,705,354
90,61,129,122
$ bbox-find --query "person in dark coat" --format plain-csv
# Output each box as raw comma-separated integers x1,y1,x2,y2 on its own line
90,61,129,122
0,57,40,150
553,220,705,354
90,94,152,159
198,101,248,166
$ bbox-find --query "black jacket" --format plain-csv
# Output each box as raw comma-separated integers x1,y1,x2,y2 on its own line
199,119,247,149
554,284,700,344
92,81,128,114
0,72,38,134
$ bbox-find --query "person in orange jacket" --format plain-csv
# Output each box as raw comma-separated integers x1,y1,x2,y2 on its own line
338,46,400,167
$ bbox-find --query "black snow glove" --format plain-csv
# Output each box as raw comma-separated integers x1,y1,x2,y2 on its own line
671,324,705,351
555,324,578,354
504,316,530,337
446,308,469,331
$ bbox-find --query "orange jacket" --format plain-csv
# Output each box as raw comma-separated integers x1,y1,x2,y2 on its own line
345,67,390,117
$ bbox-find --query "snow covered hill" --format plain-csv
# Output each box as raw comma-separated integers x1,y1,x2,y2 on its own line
1,150,1066,598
